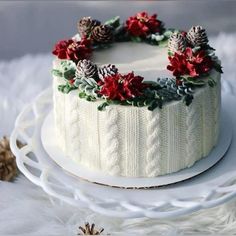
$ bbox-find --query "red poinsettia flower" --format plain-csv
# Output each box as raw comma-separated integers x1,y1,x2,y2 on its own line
167,47,213,77
52,37,92,62
99,72,149,101
126,11,163,37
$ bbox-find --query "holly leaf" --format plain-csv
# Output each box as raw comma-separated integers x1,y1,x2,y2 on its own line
52,69,63,78
104,16,120,29
184,94,194,106
130,36,142,43
64,69,76,80
98,102,110,111
58,84,76,94
213,62,223,74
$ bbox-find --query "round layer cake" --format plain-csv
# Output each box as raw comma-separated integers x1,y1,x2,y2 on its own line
52,41,221,177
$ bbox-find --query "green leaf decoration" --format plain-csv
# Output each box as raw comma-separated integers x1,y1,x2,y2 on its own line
208,77,217,87
130,36,142,43
58,83,77,94
181,76,207,86
98,101,110,111
213,62,223,74
53,60,76,81
150,33,165,42
64,69,76,80
184,94,194,106
52,69,63,78
163,29,176,38
104,16,120,29
74,77,99,99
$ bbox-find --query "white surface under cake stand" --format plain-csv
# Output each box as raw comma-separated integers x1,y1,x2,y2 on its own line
10,88,236,219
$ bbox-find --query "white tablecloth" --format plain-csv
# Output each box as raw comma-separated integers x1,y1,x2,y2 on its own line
0,33,236,235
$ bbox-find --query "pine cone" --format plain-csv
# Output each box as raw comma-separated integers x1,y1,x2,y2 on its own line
187,26,209,47
0,137,22,181
168,32,186,55
76,59,98,80
78,222,104,235
91,25,113,44
98,64,118,80
77,17,101,37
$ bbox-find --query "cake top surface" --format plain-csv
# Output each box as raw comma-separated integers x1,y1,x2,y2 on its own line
52,11,223,111
92,42,171,80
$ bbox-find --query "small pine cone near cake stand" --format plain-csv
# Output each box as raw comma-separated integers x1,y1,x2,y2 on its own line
0,137,23,181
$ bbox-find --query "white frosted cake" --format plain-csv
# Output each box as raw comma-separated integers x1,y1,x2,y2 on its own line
52,12,222,177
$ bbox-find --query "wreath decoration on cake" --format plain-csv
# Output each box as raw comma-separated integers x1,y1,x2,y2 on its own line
52,12,223,111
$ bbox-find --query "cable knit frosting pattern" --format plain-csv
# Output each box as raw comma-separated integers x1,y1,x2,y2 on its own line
53,69,221,178
104,107,120,175
146,110,161,177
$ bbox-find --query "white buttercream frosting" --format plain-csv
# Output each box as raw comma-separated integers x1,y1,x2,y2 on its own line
52,42,221,177
92,42,172,80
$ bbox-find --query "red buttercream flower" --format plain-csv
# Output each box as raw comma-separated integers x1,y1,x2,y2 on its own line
167,47,213,77
52,37,92,62
99,72,149,101
126,11,163,37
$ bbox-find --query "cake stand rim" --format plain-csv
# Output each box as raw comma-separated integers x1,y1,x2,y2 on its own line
10,87,236,219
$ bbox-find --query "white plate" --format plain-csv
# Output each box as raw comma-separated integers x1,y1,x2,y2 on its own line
10,87,236,219
41,111,232,188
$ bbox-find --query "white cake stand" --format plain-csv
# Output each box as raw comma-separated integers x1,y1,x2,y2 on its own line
10,87,236,219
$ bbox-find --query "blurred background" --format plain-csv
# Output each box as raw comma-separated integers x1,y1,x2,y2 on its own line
1,1,236,60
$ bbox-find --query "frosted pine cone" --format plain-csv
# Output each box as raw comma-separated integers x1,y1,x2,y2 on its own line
76,59,98,80
168,32,186,55
91,25,113,44
77,17,101,37
98,64,118,80
187,26,209,47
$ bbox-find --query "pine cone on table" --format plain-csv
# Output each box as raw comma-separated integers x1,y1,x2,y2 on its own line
187,26,209,47
0,137,22,181
78,222,104,235
77,17,101,37
91,25,113,44
98,64,118,81
76,59,98,80
168,32,187,55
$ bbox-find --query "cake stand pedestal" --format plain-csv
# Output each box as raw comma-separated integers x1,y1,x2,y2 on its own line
10,87,236,219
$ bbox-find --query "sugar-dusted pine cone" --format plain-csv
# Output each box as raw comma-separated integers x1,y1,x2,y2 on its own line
168,32,187,55
76,59,98,80
187,26,209,47
98,64,118,80
0,137,22,181
91,25,113,44
77,17,101,37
